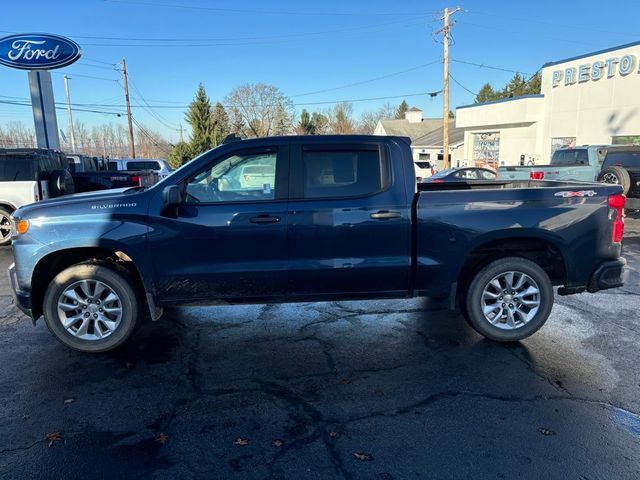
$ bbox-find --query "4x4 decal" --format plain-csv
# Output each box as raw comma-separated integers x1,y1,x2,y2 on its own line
553,190,598,198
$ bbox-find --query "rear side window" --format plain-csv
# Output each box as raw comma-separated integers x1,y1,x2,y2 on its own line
604,151,640,169
127,161,160,171
302,149,386,199
0,157,35,181
551,149,588,166
108,161,118,170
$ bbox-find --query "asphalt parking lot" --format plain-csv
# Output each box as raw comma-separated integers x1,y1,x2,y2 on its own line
0,217,639,480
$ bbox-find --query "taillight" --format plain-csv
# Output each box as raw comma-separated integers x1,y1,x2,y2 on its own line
530,171,545,180
131,175,141,186
608,194,625,243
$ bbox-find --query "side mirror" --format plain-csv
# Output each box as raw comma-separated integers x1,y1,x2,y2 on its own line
162,185,182,207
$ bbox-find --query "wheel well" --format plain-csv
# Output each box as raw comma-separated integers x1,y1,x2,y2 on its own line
456,237,566,304
31,247,146,319
0,203,15,213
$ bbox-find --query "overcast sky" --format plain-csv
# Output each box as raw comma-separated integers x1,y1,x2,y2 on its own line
1,0,639,141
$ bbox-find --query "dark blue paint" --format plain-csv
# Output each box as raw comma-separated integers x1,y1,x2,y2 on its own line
0,33,81,70
9,135,626,321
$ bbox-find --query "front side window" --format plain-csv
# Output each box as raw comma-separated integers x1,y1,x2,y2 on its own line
185,152,277,204
302,149,384,199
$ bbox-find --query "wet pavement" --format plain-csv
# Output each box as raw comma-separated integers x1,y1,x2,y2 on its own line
0,217,639,479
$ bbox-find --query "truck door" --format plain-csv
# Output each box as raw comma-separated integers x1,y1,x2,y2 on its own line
149,146,289,302
287,143,412,299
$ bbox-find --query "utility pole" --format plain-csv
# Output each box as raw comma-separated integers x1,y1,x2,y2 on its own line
438,7,462,169
121,58,136,159
63,75,76,152
177,123,185,143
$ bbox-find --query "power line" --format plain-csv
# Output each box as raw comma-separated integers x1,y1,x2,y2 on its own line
131,116,172,154
127,77,179,129
50,71,119,82
467,10,638,38
104,0,431,17
290,60,441,98
449,74,478,97
0,98,124,116
450,58,534,76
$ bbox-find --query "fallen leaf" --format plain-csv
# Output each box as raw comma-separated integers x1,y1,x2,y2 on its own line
374,389,385,396
271,439,284,448
538,427,556,436
339,379,351,385
63,399,75,405
124,361,135,369
46,432,62,447
353,452,374,461
329,431,339,438
156,433,169,444
234,437,250,446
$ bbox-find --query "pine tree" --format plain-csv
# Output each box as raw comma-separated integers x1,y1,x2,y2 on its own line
503,73,526,98
395,100,409,119
210,102,229,146
475,83,498,104
311,112,328,134
185,83,213,156
168,141,192,169
525,72,542,95
298,109,316,134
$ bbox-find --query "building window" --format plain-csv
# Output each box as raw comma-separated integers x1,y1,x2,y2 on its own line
612,135,640,146
472,132,500,163
550,137,576,157
418,153,430,160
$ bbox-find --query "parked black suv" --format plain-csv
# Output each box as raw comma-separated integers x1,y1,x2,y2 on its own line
597,146,640,210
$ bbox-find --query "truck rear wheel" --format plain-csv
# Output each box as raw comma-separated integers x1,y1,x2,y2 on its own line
597,166,631,194
464,257,553,342
0,207,13,246
43,263,139,352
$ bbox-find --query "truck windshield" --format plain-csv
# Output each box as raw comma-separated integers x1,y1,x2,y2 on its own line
551,149,588,166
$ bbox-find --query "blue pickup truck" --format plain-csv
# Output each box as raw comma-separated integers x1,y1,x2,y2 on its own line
9,135,627,352
498,146,609,182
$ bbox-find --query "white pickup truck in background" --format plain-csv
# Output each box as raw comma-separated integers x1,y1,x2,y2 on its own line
108,158,173,179
0,148,74,246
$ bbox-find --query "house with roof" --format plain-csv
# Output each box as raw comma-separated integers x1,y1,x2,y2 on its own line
374,107,466,169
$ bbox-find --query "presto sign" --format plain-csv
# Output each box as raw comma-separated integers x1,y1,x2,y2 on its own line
552,52,639,87
0,33,81,70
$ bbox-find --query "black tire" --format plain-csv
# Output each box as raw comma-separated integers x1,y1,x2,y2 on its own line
49,169,75,197
43,263,139,353
463,257,554,342
0,207,13,246
597,166,631,194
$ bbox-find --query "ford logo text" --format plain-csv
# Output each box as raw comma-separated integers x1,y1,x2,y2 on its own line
0,33,81,70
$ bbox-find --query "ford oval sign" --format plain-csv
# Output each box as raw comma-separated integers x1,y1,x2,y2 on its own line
0,33,81,70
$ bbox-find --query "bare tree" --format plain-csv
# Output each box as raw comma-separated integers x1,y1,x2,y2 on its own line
326,102,355,134
224,83,295,138
0,121,35,148
357,102,397,134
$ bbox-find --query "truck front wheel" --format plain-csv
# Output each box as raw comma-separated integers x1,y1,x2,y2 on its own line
43,263,139,352
464,257,554,342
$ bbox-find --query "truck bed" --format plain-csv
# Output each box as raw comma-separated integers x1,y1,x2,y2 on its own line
414,179,622,298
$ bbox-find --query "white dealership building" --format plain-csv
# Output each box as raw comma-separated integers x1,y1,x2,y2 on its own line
455,40,640,165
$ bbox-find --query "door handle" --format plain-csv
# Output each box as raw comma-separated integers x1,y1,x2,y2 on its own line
250,215,281,224
370,210,401,220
